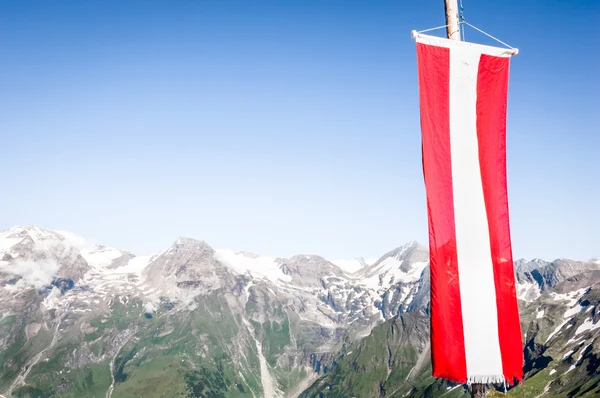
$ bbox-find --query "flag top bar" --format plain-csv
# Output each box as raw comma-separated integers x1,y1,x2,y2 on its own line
411,31,519,57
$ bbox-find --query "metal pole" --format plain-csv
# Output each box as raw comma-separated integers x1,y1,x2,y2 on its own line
444,0,461,41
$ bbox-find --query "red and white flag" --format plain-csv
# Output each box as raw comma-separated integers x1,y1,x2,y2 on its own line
414,33,523,385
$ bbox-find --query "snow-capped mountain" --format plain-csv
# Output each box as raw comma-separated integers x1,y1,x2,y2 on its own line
0,226,432,397
0,227,431,328
0,225,598,398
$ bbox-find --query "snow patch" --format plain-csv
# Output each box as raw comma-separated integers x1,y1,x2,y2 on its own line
361,259,427,291
536,309,545,319
517,281,541,302
546,319,570,343
549,369,556,376
0,233,21,253
566,336,586,346
577,343,592,362
329,258,377,273
575,318,600,336
551,288,589,308
117,255,153,274
562,350,574,360
564,305,585,319
214,249,292,283
80,247,125,269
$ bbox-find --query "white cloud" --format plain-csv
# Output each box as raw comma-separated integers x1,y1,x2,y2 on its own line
54,230,92,250
1,259,59,288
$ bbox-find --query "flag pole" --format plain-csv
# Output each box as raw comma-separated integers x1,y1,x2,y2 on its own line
442,1,486,397
444,0,461,41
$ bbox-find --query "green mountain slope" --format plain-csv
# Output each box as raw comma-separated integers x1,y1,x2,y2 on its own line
300,312,467,398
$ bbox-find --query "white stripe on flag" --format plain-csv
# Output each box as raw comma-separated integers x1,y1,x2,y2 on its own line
449,45,504,380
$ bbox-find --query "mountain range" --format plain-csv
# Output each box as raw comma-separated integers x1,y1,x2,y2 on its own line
0,225,599,397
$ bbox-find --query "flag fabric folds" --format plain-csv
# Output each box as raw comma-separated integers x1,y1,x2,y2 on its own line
414,33,523,385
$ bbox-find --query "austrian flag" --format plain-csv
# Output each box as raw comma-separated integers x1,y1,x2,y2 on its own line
413,33,523,385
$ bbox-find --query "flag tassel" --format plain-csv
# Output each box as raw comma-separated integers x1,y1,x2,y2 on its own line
467,375,505,385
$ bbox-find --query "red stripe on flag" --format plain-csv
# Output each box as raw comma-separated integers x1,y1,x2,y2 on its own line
476,54,524,385
417,42,467,383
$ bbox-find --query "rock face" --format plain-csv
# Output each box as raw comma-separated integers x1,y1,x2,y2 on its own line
514,258,600,302
0,225,598,398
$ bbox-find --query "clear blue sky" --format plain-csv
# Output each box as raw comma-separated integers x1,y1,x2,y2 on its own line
1,0,598,261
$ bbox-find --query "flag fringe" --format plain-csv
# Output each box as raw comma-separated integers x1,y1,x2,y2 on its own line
467,375,505,385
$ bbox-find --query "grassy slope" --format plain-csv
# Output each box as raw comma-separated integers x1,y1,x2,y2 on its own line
10,291,263,398
300,312,468,398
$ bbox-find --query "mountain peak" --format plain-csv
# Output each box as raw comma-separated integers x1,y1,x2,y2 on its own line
172,237,214,252
3,225,57,240
1,225,91,252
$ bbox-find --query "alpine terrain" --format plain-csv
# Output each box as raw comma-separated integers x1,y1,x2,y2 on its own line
0,225,599,397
